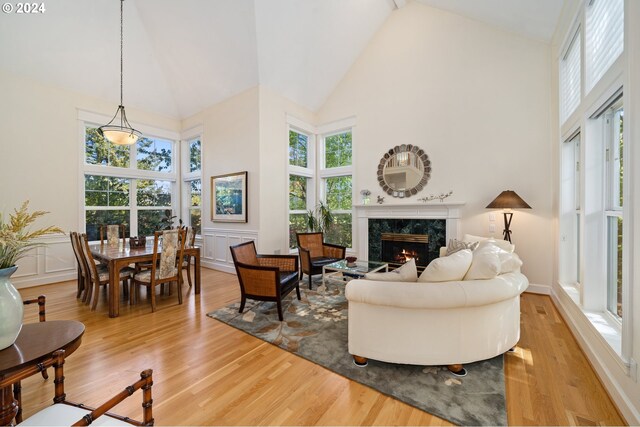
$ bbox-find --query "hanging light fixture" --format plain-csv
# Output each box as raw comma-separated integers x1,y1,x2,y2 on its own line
98,0,141,146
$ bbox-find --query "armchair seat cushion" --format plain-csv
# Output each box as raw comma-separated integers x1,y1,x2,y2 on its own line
279,271,299,285
310,257,341,268
20,403,131,426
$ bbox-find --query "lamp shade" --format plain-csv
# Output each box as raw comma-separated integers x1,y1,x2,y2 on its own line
486,190,531,209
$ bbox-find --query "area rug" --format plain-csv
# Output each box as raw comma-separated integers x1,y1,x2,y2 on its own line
207,281,507,426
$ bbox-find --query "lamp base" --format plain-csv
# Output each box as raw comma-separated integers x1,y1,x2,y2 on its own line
502,212,513,243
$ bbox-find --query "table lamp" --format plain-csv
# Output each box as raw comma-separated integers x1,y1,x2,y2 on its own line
486,190,531,243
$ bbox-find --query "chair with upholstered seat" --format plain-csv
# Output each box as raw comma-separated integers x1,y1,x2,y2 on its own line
131,229,186,312
100,224,126,247
230,241,300,321
78,233,134,310
2,349,154,426
181,226,196,287
296,232,346,289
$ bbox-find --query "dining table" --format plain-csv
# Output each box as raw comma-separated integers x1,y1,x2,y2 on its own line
0,320,85,425
90,242,201,318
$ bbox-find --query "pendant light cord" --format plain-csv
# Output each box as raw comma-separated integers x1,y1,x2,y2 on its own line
119,0,124,126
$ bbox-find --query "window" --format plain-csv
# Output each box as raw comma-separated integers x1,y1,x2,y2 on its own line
560,28,581,124
559,132,581,287
605,102,623,319
82,121,178,240
585,0,623,92
288,128,314,249
321,131,353,248
182,137,202,235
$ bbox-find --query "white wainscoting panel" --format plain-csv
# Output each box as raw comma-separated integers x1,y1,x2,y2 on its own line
13,235,76,289
201,227,258,274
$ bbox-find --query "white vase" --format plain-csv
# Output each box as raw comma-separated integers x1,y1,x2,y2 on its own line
0,265,23,350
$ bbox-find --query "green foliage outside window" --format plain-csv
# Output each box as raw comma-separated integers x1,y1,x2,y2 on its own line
137,180,171,207
85,127,129,167
326,176,352,210
137,137,172,172
289,130,308,168
85,175,129,206
289,175,307,210
325,213,352,248
190,140,201,172
325,132,352,168
85,209,129,241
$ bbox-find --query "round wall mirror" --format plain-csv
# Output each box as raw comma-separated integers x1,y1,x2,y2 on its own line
377,144,431,198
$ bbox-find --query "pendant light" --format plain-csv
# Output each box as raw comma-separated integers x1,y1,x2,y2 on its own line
98,0,141,146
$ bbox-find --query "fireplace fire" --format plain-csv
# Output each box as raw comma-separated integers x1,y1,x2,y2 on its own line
381,233,429,267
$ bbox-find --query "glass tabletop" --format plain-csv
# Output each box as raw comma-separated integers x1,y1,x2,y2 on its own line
324,259,388,274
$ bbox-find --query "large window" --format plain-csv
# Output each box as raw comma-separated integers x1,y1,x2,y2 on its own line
82,121,178,240
288,128,314,249
182,137,202,235
559,132,581,287
321,131,353,248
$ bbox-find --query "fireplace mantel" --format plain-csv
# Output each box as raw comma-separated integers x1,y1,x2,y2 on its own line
353,202,465,260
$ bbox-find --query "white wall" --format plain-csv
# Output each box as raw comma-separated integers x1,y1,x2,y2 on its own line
0,70,180,288
316,2,553,287
181,87,261,272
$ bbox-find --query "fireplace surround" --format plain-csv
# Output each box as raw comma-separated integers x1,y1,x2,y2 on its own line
354,202,464,265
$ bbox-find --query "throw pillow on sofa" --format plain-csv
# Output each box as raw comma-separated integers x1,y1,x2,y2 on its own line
418,249,472,282
365,258,417,282
463,243,501,280
445,239,479,255
462,233,515,253
498,250,523,274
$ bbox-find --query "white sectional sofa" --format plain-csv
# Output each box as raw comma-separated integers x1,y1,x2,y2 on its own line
345,238,529,374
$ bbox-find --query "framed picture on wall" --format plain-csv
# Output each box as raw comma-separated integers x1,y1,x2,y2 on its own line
211,171,248,223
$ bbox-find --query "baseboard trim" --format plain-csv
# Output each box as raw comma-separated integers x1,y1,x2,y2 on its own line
201,259,235,274
525,283,551,295
13,272,77,289
550,285,640,426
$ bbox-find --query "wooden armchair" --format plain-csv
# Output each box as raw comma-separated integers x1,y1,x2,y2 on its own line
296,232,346,289
230,241,300,321
12,295,48,424
2,349,154,426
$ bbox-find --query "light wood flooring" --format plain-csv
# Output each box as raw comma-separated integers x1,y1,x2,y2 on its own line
16,268,625,425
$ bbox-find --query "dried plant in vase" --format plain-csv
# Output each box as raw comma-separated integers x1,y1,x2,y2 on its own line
0,201,63,349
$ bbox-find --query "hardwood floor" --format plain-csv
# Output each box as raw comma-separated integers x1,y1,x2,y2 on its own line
16,268,625,425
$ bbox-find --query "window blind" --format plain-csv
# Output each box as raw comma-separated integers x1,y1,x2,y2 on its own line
585,0,623,93
560,29,581,124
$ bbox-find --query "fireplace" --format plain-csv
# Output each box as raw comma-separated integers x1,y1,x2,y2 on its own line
368,218,446,268
381,233,429,267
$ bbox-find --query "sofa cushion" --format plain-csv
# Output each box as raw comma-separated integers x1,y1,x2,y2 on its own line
498,251,523,274
418,249,472,282
365,258,417,282
463,234,515,253
463,243,501,280
446,239,479,255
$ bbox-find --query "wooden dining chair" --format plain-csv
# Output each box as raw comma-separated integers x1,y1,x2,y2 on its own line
11,295,48,424
181,226,196,287
79,233,134,310
131,229,186,312
2,349,154,426
100,224,126,247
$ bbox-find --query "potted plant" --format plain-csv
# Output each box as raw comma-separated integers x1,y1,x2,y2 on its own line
0,201,63,349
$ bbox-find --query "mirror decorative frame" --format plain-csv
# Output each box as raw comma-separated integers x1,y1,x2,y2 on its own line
377,144,431,198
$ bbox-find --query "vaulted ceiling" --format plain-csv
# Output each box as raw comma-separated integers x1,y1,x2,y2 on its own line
0,0,564,119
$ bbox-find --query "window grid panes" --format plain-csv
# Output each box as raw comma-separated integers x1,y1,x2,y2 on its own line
85,127,129,168
189,139,201,172
606,104,623,319
324,176,352,248
585,0,623,92
289,175,309,249
188,179,202,235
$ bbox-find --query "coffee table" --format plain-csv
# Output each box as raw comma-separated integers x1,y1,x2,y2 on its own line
322,260,388,286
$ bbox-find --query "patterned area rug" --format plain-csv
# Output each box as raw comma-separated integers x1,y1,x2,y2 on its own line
208,281,507,426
